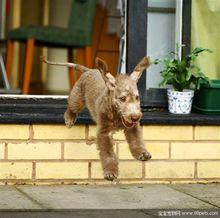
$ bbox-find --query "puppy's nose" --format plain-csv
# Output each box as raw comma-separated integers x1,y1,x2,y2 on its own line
130,114,141,122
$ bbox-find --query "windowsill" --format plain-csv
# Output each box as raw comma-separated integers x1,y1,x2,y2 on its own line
141,109,220,125
1,109,220,125
0,96,220,125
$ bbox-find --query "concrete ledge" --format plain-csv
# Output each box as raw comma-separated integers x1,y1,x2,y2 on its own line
1,96,220,125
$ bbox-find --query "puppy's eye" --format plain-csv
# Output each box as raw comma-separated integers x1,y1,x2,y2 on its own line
136,95,139,100
119,96,126,102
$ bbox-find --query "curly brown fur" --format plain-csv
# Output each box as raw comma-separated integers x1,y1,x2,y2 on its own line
42,56,151,181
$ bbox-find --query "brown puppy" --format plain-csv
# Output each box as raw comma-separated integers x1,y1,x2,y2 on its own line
42,57,151,181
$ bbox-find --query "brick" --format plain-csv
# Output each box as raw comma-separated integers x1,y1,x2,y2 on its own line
119,161,143,178
147,143,169,159
118,143,133,159
170,180,195,184
143,125,193,140
0,143,4,159
0,124,29,140
198,162,220,178
121,180,170,184
118,142,169,160
145,162,194,178
195,126,220,140
171,142,220,159
33,125,85,140
0,162,32,179
64,143,99,159
65,142,116,160
36,162,88,179
91,161,143,179
8,142,61,159
113,130,125,140
88,125,96,138
89,125,125,140
91,162,103,179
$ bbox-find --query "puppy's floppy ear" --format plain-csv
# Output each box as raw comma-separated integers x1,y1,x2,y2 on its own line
95,57,116,91
95,57,109,72
130,56,150,82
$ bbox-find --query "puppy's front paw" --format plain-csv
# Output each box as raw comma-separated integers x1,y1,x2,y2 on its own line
137,150,152,161
65,118,75,128
64,111,76,128
104,171,118,181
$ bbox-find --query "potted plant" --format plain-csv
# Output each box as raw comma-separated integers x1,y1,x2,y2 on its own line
154,44,211,114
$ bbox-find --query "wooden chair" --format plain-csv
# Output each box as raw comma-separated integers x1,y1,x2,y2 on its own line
6,0,97,94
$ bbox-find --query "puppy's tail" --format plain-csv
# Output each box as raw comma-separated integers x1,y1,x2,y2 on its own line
40,56,90,73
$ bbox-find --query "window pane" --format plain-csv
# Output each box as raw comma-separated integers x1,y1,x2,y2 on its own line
146,0,176,89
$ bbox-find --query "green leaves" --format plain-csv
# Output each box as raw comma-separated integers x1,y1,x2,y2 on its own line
154,44,211,92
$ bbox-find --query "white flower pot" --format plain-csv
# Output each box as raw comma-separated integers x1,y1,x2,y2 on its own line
167,89,194,114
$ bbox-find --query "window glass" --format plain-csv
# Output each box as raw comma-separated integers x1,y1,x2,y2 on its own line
146,0,177,89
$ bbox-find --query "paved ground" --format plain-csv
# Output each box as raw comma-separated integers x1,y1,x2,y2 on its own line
0,184,219,217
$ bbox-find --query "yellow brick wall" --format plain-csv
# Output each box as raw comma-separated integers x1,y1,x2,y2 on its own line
0,124,220,185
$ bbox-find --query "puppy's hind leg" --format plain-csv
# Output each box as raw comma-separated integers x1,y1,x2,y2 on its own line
97,124,118,181
64,83,85,128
